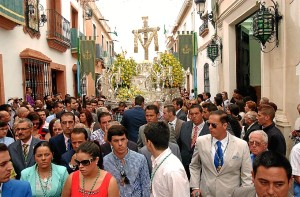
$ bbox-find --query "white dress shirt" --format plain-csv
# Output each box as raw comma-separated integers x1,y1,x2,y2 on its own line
211,132,229,162
151,148,189,197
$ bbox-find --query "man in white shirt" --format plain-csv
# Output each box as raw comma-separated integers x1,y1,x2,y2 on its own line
144,121,189,197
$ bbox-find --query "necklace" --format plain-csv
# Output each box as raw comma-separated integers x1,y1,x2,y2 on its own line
37,166,52,197
150,152,171,193
79,168,100,197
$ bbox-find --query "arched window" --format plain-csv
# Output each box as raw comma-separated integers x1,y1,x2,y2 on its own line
204,63,210,92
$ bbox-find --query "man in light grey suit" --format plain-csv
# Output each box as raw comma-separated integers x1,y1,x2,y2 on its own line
190,110,252,197
137,105,176,148
233,151,293,197
163,104,184,139
8,118,40,179
178,104,210,179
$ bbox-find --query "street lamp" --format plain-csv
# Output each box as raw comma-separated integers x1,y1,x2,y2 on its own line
252,0,282,52
194,0,206,17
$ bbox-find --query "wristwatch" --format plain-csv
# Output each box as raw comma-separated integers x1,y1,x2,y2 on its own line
69,163,77,170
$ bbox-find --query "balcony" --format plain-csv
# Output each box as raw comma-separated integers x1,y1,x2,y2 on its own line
46,9,71,52
199,19,209,38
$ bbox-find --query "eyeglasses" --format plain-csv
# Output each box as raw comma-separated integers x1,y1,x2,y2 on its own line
248,141,264,147
120,170,130,184
74,158,94,166
207,122,218,128
15,128,30,131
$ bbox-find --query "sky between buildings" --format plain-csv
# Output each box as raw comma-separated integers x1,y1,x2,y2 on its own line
96,0,184,62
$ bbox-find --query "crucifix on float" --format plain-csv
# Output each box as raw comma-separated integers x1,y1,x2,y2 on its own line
132,16,160,60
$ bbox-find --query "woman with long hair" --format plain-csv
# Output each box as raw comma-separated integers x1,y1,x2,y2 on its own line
20,141,68,196
62,141,119,197
27,112,45,140
79,110,95,135
44,119,63,141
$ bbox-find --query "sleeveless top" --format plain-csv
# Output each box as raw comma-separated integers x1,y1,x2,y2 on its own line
71,170,112,197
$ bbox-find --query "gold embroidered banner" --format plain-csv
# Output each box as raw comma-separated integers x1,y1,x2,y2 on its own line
80,40,95,80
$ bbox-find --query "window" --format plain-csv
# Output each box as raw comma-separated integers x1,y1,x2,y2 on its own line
24,59,51,100
204,63,210,92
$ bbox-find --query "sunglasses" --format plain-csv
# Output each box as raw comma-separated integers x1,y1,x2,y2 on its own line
74,158,94,166
120,170,130,184
248,141,263,147
207,122,218,128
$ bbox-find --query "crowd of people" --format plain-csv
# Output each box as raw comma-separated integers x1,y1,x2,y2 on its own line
0,88,299,197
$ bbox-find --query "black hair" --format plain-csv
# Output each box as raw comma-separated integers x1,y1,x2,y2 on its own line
107,125,127,142
97,111,111,123
202,102,218,112
33,141,54,155
71,127,88,140
189,104,203,113
60,111,76,122
76,141,103,169
164,105,176,116
135,95,145,106
253,151,292,181
145,105,159,115
172,97,184,108
0,143,8,152
210,110,229,123
144,122,169,150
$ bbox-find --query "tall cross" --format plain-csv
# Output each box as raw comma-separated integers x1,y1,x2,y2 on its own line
132,16,160,60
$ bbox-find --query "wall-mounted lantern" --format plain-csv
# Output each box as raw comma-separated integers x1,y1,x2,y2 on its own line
252,0,282,52
207,35,222,63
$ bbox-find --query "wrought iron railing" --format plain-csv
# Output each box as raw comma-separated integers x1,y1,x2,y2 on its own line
46,9,71,45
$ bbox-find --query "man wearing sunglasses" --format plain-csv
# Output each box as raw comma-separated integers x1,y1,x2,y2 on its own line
103,125,150,197
248,130,268,163
190,110,252,197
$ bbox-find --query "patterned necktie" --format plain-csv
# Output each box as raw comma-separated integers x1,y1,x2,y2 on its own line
191,126,198,148
214,141,223,172
67,139,71,151
22,144,29,162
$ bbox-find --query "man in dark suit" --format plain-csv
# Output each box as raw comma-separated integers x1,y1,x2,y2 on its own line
232,151,293,197
121,95,147,143
8,118,41,179
243,111,262,142
49,112,75,164
163,105,184,140
0,143,32,196
177,104,209,178
61,127,88,173
172,97,187,121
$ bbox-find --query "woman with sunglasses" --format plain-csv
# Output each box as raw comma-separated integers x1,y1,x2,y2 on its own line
62,141,119,197
20,141,68,196
27,112,46,140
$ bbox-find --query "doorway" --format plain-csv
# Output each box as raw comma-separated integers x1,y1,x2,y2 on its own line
236,15,261,103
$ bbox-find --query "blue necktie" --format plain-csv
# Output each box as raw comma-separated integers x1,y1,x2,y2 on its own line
214,141,223,171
